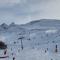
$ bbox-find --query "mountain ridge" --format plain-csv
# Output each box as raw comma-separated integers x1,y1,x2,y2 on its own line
0,19,60,32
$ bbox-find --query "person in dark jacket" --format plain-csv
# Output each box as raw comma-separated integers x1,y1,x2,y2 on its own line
13,57,15,60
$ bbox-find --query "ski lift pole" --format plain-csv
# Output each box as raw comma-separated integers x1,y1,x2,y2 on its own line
21,39,23,50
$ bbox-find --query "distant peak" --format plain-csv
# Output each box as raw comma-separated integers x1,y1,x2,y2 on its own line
0,23,8,29
9,22,16,26
0,23,8,27
1,23,8,26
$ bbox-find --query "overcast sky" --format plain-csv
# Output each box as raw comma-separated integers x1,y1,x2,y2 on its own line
0,0,60,24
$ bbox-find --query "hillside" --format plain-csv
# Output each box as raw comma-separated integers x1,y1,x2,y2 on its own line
0,19,60,60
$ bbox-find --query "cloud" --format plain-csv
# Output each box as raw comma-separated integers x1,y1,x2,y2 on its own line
0,0,19,3
0,0,20,7
0,0,60,24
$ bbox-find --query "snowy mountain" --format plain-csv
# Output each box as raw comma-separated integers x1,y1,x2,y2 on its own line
0,23,8,32
0,19,60,60
0,19,60,32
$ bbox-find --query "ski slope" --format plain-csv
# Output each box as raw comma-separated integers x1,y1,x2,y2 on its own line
0,19,60,60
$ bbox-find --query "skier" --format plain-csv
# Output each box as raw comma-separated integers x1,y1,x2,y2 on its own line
13,57,15,60
4,49,7,55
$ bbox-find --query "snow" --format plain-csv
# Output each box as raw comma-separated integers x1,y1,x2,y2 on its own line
45,29,58,34
0,19,60,60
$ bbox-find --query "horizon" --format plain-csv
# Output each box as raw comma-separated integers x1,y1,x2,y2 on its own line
0,19,60,25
